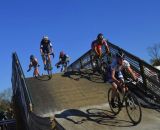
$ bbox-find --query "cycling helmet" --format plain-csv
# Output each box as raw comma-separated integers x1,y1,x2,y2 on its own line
43,36,49,40
60,51,64,56
30,55,34,60
116,51,125,59
97,33,104,40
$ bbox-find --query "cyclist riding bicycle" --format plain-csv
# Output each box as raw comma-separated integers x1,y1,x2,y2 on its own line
108,50,138,107
55,51,70,70
91,33,110,58
27,55,40,77
40,36,54,70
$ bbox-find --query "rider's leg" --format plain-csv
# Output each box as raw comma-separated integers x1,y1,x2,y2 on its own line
110,82,118,107
47,53,53,70
118,71,126,94
111,82,118,99
42,54,46,69
48,54,51,64
33,69,36,77
56,61,61,68
35,67,40,77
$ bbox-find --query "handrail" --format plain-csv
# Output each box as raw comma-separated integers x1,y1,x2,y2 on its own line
0,119,16,125
12,52,33,111
67,40,160,104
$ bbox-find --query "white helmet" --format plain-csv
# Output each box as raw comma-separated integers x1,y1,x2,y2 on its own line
43,36,49,40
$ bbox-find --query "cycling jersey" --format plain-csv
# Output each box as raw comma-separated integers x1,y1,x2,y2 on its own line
108,58,130,82
91,39,108,56
59,54,70,62
91,39,108,50
30,58,38,68
40,40,52,53
111,59,130,72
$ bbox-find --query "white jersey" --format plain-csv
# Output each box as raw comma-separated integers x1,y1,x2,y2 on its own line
111,59,130,72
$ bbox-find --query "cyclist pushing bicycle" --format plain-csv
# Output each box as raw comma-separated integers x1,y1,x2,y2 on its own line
108,50,138,107
40,36,54,70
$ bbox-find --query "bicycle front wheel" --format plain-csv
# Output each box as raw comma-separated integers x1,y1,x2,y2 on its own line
108,88,121,115
125,93,142,124
47,62,52,79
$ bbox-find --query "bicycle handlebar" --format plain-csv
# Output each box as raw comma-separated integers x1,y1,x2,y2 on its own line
41,53,54,58
123,78,139,85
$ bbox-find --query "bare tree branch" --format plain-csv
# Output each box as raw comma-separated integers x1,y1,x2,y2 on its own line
147,43,160,66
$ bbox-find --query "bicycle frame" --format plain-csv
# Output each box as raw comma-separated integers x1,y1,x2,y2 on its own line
108,78,142,124
43,53,53,79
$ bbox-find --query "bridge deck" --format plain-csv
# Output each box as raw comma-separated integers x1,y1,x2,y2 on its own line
26,70,160,130
26,70,109,116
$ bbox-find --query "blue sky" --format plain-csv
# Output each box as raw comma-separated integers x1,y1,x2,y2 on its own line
0,0,160,92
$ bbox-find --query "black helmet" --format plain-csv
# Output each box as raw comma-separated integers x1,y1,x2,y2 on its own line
60,51,64,56
116,51,125,59
30,55,34,60
97,33,104,40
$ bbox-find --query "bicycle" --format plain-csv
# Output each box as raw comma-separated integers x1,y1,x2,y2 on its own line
43,53,54,79
91,52,112,82
61,62,68,72
27,65,40,78
108,78,142,124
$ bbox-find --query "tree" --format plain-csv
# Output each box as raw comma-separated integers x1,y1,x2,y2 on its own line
0,88,12,111
147,43,160,66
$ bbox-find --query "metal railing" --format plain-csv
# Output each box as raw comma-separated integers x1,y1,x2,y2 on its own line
12,52,33,130
0,119,16,130
67,41,160,105
12,52,53,130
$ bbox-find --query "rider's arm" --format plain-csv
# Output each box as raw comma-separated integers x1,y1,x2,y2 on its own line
35,58,38,64
123,60,138,81
27,62,32,72
49,42,53,54
104,40,110,54
126,66,137,81
94,46,100,56
40,49,43,54
40,43,43,55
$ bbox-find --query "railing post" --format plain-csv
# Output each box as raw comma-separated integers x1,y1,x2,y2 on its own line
89,51,94,70
139,60,147,92
80,58,83,69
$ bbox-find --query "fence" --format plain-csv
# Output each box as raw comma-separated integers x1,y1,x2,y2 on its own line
12,52,33,130
67,41,160,104
0,119,16,130
12,53,53,130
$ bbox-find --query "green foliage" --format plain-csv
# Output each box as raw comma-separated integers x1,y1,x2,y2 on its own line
0,88,12,111
150,58,160,66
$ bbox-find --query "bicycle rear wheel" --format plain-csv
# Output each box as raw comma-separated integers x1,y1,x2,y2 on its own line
108,88,121,115
125,93,142,124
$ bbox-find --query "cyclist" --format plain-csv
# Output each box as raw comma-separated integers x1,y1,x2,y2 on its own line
27,55,40,77
91,33,110,58
108,50,138,107
55,51,70,71
40,36,54,70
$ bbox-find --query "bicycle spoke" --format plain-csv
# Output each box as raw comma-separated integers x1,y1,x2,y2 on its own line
126,94,142,124
108,88,121,115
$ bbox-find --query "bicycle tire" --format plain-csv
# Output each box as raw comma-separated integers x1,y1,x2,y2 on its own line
125,92,142,124
108,88,121,115
47,61,52,79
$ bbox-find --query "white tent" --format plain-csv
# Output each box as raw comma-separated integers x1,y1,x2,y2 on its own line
155,66,160,70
